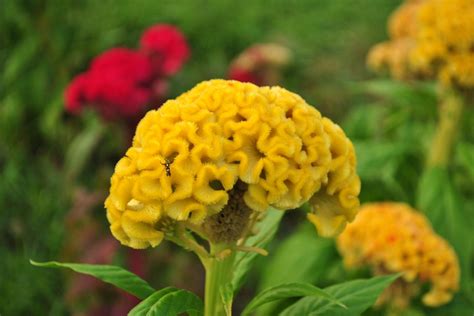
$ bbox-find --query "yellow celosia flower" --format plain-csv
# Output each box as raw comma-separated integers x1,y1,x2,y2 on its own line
367,0,424,80
337,202,459,307
105,79,360,248
410,0,474,87
369,0,474,88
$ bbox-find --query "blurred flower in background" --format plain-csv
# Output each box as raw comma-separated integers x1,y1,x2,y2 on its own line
140,24,190,76
65,24,190,120
228,43,291,86
367,0,474,90
337,202,459,309
366,0,424,80
410,0,474,89
65,48,153,119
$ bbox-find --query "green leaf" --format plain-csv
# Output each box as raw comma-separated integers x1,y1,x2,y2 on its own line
129,287,179,315
129,288,203,316
417,167,473,293
30,260,154,299
220,283,233,316
280,274,399,316
255,223,337,315
258,223,336,290
242,282,345,316
232,208,284,292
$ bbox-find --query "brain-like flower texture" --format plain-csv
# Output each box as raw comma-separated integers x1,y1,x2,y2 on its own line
105,80,360,249
337,202,459,307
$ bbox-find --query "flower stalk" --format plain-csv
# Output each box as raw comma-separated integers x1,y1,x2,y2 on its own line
205,243,235,316
427,87,464,168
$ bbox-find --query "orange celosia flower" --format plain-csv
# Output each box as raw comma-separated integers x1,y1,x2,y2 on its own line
337,202,459,307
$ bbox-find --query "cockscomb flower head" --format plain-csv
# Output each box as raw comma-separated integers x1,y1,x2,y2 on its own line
65,48,154,119
368,0,474,89
105,79,360,249
65,24,190,120
410,0,474,88
140,24,190,76
337,202,459,308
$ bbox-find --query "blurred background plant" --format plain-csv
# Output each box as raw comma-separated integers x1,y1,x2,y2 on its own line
1,0,473,315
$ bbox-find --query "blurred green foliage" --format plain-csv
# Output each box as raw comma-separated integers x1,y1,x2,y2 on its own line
5,0,473,315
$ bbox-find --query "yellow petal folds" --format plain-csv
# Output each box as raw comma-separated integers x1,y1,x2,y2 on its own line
306,118,361,237
105,79,360,248
337,203,460,308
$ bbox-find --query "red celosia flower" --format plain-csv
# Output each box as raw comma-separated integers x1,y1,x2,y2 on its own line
64,48,154,119
140,24,190,76
90,48,152,83
65,25,190,120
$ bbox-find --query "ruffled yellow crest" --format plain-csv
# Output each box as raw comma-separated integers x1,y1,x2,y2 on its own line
105,80,360,248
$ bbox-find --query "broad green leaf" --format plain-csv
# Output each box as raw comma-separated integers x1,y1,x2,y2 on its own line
131,288,203,316
129,287,179,316
258,223,336,290
30,260,154,299
232,208,284,292
417,167,473,293
255,222,336,315
242,282,344,315
280,274,399,316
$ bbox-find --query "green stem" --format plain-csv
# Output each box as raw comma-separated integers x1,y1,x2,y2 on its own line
205,244,235,316
170,223,210,267
427,87,464,168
